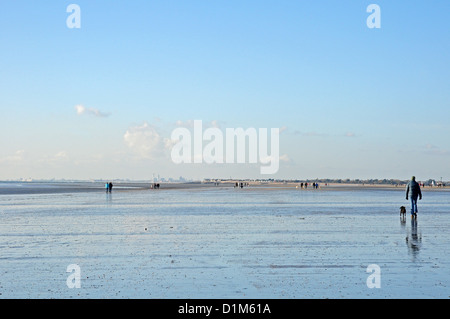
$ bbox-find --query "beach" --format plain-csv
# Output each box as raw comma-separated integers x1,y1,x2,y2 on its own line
0,182,449,299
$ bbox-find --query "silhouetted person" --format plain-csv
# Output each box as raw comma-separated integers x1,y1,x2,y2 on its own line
108,182,113,193
406,176,422,219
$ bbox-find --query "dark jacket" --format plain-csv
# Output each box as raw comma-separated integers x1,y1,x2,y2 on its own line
406,180,422,200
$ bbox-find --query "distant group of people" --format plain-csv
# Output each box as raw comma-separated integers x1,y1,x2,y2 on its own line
299,182,319,189
151,183,161,189
105,182,113,193
423,182,446,188
234,182,249,189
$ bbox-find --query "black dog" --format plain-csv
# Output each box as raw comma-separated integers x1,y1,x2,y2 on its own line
400,206,406,218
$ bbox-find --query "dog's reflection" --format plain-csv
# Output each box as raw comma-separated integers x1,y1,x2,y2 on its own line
405,218,422,261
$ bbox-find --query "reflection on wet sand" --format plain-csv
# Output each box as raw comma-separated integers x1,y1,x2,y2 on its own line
106,192,113,206
406,218,422,261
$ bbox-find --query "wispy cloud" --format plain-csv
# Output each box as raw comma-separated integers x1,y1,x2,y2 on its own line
423,144,450,156
75,104,111,118
175,119,224,129
38,151,70,164
293,130,329,137
51,151,69,162
345,132,356,137
0,150,25,163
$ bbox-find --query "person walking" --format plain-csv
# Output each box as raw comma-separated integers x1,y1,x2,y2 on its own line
406,176,422,219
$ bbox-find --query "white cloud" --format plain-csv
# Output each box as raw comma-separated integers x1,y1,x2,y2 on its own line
345,132,356,137
279,154,291,162
0,150,25,163
75,104,111,118
124,122,168,159
51,151,69,162
55,151,68,159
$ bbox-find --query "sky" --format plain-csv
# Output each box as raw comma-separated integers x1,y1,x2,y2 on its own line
0,1,449,181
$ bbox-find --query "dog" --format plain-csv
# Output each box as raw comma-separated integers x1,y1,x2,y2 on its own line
400,206,406,218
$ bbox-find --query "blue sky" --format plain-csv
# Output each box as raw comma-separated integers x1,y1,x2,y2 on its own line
0,1,449,180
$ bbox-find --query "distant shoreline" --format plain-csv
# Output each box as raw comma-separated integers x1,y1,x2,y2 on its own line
0,180,448,196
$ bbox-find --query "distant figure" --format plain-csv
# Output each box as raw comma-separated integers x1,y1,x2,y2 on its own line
406,176,422,219
240,182,243,189
105,183,109,193
300,182,304,189
152,183,160,189
305,182,307,189
108,182,113,193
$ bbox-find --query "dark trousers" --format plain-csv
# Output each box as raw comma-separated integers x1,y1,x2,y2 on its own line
410,196,418,214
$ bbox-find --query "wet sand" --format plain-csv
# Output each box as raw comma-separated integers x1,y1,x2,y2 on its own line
0,184,449,299
0,181,211,195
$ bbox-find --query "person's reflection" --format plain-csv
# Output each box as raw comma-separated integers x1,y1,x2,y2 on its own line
106,192,112,205
406,218,422,261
